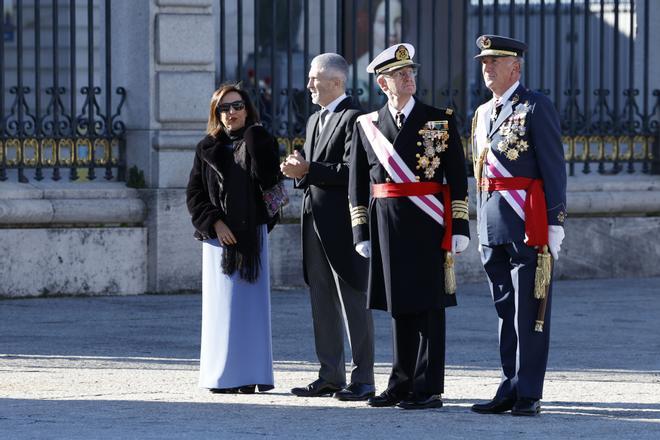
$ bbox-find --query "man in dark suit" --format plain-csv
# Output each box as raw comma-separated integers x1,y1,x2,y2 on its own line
281,53,375,401
349,43,470,410
470,35,567,417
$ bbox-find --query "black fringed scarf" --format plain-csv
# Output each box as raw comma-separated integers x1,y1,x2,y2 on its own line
220,126,263,282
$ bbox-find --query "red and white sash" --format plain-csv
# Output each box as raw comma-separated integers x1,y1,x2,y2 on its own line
485,149,526,220
357,112,445,226
475,99,529,221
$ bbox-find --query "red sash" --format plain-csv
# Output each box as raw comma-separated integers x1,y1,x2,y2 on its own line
372,182,453,251
479,177,548,246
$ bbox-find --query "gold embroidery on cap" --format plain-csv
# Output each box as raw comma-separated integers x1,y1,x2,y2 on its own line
395,45,409,61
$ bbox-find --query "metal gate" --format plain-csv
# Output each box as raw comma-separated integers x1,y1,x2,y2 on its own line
216,0,659,175
0,0,125,183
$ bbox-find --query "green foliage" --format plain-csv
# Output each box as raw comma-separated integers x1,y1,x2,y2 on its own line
126,165,146,188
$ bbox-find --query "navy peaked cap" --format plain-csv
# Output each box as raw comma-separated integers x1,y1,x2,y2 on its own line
474,35,528,58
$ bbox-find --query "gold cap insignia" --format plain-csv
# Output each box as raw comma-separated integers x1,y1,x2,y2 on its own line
395,45,410,61
479,36,491,49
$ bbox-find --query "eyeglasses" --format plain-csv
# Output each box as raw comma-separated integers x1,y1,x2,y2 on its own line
216,100,246,113
386,69,418,80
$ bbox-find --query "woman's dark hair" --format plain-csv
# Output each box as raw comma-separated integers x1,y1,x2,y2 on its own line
206,83,260,136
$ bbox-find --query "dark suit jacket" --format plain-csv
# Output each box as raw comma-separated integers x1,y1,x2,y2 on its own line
295,96,368,292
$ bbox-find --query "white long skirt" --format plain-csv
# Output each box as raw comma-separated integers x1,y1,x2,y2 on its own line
198,224,274,391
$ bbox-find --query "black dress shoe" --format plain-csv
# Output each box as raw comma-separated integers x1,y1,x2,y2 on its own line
511,398,541,416
334,382,376,401
471,396,516,414
367,390,405,407
291,378,343,397
209,387,239,394
237,385,256,394
397,394,443,410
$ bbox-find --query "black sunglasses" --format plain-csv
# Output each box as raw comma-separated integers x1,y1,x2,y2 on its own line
217,100,246,114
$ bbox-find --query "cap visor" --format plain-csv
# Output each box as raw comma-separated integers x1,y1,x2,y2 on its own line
474,49,519,59
379,61,421,74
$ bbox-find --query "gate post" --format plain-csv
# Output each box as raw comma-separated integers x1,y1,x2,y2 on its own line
112,0,215,293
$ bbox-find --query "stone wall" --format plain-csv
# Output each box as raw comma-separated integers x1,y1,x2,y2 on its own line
2,175,659,297
0,182,147,297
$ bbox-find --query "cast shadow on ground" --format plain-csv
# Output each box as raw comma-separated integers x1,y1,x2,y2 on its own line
3,398,660,439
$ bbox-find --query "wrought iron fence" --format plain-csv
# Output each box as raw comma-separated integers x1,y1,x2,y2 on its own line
216,0,659,175
0,0,125,183
5,1,653,182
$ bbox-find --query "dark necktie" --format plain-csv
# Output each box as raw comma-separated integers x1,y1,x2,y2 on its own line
491,100,502,121
490,101,503,130
396,112,405,129
318,109,328,135
495,102,503,118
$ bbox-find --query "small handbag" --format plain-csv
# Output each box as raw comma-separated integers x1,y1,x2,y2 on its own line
262,180,289,217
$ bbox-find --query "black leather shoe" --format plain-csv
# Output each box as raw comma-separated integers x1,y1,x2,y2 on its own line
511,398,541,416
471,396,516,414
209,387,238,394
397,394,443,410
367,390,405,407
291,378,343,397
334,383,376,401
237,385,256,394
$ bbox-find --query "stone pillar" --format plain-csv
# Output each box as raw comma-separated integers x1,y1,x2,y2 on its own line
112,0,215,292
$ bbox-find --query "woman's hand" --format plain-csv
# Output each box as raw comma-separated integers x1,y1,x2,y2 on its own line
213,219,237,245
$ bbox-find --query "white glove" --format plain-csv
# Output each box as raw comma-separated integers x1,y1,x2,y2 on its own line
452,235,470,254
548,225,565,261
355,240,371,258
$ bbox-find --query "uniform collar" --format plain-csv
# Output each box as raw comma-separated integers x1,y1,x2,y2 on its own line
493,80,520,105
387,96,415,121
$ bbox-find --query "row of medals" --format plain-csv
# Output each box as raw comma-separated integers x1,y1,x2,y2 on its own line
416,120,449,179
493,100,531,161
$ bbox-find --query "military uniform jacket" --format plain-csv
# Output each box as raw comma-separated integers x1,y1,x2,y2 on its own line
472,85,567,246
349,99,470,316
295,97,368,292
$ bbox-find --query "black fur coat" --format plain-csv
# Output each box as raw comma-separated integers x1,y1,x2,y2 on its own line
186,124,280,280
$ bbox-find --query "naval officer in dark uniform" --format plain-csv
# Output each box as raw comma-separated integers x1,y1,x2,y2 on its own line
470,35,567,416
348,43,470,410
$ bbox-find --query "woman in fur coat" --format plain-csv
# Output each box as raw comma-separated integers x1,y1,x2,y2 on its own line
186,83,280,394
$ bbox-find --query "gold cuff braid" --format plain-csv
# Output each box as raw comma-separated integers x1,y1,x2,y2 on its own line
451,198,469,220
350,204,368,227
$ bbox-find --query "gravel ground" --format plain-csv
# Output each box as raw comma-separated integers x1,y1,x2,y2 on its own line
1,278,659,439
